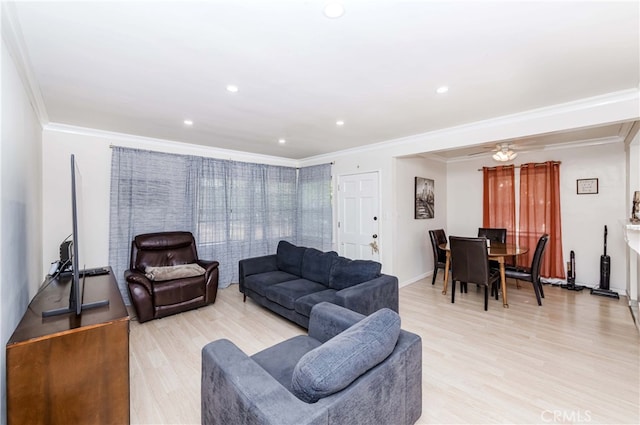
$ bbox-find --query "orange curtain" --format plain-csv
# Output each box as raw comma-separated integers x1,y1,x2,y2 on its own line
518,161,565,278
482,165,516,245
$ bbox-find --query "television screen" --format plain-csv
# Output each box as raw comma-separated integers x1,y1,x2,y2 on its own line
42,154,108,317
70,153,82,314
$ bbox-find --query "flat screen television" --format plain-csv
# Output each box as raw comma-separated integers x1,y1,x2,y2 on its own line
43,154,108,317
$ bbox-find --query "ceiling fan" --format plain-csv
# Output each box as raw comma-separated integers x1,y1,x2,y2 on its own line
468,142,518,162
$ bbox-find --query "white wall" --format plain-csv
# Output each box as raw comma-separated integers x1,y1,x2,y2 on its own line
447,141,627,292
560,143,627,291
393,156,447,285
42,131,112,274
1,39,43,424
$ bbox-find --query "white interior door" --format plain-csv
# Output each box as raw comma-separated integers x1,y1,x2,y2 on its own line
338,172,380,261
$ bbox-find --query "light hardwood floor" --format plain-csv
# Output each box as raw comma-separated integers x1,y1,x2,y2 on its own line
129,278,640,424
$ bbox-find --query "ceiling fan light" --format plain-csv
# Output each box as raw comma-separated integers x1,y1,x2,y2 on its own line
492,149,517,162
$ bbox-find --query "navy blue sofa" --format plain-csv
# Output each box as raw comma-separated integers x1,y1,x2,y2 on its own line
239,241,399,328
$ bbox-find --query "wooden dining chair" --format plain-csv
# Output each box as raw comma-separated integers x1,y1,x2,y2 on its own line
428,229,448,285
504,234,549,306
449,236,500,311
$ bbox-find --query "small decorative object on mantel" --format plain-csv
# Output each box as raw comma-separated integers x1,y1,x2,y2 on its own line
414,177,434,219
576,178,598,194
631,190,640,223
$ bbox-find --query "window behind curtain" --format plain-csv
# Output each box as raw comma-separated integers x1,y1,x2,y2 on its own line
296,164,333,251
483,162,565,277
519,161,565,278
194,157,228,245
108,148,196,303
191,159,299,287
482,165,516,245
109,147,331,302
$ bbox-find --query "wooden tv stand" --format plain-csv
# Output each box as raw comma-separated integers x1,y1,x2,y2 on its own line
6,267,130,424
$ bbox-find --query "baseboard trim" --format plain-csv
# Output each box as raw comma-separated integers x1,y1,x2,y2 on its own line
400,272,430,288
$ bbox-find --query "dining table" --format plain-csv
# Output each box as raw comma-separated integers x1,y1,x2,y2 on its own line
438,241,529,308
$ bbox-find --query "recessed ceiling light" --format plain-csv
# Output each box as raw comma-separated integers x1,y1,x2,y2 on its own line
324,2,345,18
436,86,449,94
183,119,193,126
226,85,239,93
336,120,345,126
278,138,286,144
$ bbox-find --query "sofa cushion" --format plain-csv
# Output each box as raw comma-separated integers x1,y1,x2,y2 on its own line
251,335,322,393
276,241,306,276
301,248,338,286
244,271,299,297
144,263,205,281
291,308,401,403
294,289,338,317
265,279,328,310
328,257,382,290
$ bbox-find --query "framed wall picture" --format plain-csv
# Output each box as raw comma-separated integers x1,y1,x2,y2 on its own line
577,178,598,194
415,177,434,219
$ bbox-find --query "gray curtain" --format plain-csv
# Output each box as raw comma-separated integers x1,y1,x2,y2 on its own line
296,164,333,251
109,147,331,303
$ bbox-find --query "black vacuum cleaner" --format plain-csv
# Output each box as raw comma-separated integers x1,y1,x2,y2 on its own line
590,225,619,299
561,250,585,291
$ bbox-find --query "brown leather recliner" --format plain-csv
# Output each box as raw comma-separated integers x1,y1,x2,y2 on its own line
124,231,219,323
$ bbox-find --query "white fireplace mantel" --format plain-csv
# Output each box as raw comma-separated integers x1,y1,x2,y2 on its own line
622,221,640,256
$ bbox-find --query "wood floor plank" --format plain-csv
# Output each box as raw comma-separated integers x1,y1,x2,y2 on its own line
129,278,640,424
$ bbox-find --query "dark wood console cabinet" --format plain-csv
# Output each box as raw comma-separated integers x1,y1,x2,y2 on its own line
6,267,130,424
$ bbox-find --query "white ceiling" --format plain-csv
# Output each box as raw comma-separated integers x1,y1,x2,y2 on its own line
6,1,640,160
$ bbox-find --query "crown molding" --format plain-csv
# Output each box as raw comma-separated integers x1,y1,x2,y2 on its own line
1,1,49,125
44,122,299,167
304,88,640,162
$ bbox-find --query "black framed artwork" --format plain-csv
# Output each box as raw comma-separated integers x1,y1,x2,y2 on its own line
415,177,434,219
577,178,598,194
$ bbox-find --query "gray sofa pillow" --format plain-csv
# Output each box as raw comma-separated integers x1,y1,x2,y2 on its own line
301,248,338,285
290,308,401,403
276,241,306,276
328,256,382,290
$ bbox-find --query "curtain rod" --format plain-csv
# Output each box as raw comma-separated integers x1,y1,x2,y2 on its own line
477,161,561,171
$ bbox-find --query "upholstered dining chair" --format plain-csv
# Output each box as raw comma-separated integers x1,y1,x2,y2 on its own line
478,227,508,267
428,229,448,285
449,236,500,311
504,233,549,306
477,227,507,243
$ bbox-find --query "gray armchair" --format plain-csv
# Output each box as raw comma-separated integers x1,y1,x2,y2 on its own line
201,302,422,425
